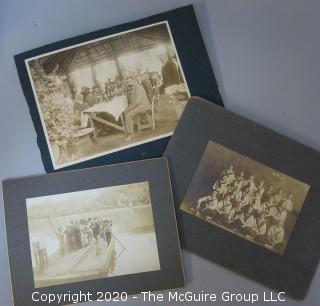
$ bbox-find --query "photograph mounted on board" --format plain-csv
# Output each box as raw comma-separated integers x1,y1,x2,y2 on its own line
26,21,189,169
181,140,310,255
3,158,185,306
26,182,160,288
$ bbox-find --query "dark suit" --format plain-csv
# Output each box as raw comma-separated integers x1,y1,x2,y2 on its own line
141,78,154,102
161,60,181,87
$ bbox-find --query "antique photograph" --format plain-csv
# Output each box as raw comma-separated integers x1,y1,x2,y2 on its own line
181,140,310,255
26,181,160,288
25,21,189,169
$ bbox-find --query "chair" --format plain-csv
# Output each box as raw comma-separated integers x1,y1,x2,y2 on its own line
133,97,156,133
74,127,95,140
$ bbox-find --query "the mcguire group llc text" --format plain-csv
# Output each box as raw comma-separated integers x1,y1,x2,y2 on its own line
140,290,286,303
31,290,286,304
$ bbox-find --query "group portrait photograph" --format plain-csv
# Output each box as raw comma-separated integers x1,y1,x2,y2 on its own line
181,140,310,255
26,22,189,169
26,182,160,288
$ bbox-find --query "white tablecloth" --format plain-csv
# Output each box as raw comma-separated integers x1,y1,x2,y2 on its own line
81,95,128,127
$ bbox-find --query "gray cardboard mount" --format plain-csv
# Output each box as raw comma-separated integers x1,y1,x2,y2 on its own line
2,158,184,306
164,96,320,299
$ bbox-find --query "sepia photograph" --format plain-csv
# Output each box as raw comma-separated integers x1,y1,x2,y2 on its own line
25,21,190,169
26,181,160,288
4,159,185,305
181,140,310,255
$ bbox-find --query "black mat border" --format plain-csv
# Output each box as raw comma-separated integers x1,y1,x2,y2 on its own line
14,5,223,173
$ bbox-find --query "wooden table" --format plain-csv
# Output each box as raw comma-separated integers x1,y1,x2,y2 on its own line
81,96,128,138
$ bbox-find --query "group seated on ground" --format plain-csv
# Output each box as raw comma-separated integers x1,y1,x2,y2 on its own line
192,165,295,251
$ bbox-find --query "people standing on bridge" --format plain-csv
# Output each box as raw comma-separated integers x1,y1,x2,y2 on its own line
74,221,82,249
104,218,112,246
56,227,66,255
91,218,101,242
54,216,115,255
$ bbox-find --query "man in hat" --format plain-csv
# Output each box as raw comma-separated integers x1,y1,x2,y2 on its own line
159,53,181,88
141,73,154,103
123,76,151,141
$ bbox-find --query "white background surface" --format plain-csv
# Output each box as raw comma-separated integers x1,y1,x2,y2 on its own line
1,1,319,305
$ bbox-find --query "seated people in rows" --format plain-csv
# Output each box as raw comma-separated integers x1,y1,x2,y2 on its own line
243,175,256,196
256,180,265,199
213,174,229,199
229,191,252,224
194,195,213,215
264,195,275,212
216,194,233,218
267,199,287,226
221,164,235,185
123,76,152,141
228,198,244,226
193,190,221,218
283,192,294,213
253,212,267,241
273,188,284,205
203,191,220,218
230,182,242,204
194,165,295,250
194,191,233,221
266,220,285,248
261,184,274,203
252,190,266,213
235,171,245,193
240,187,251,209
241,205,257,236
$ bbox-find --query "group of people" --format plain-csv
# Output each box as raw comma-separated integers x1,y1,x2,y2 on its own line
55,216,113,256
30,45,186,164
74,70,162,140
77,71,160,107
79,80,125,107
74,49,184,140
194,165,295,251
122,51,184,140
